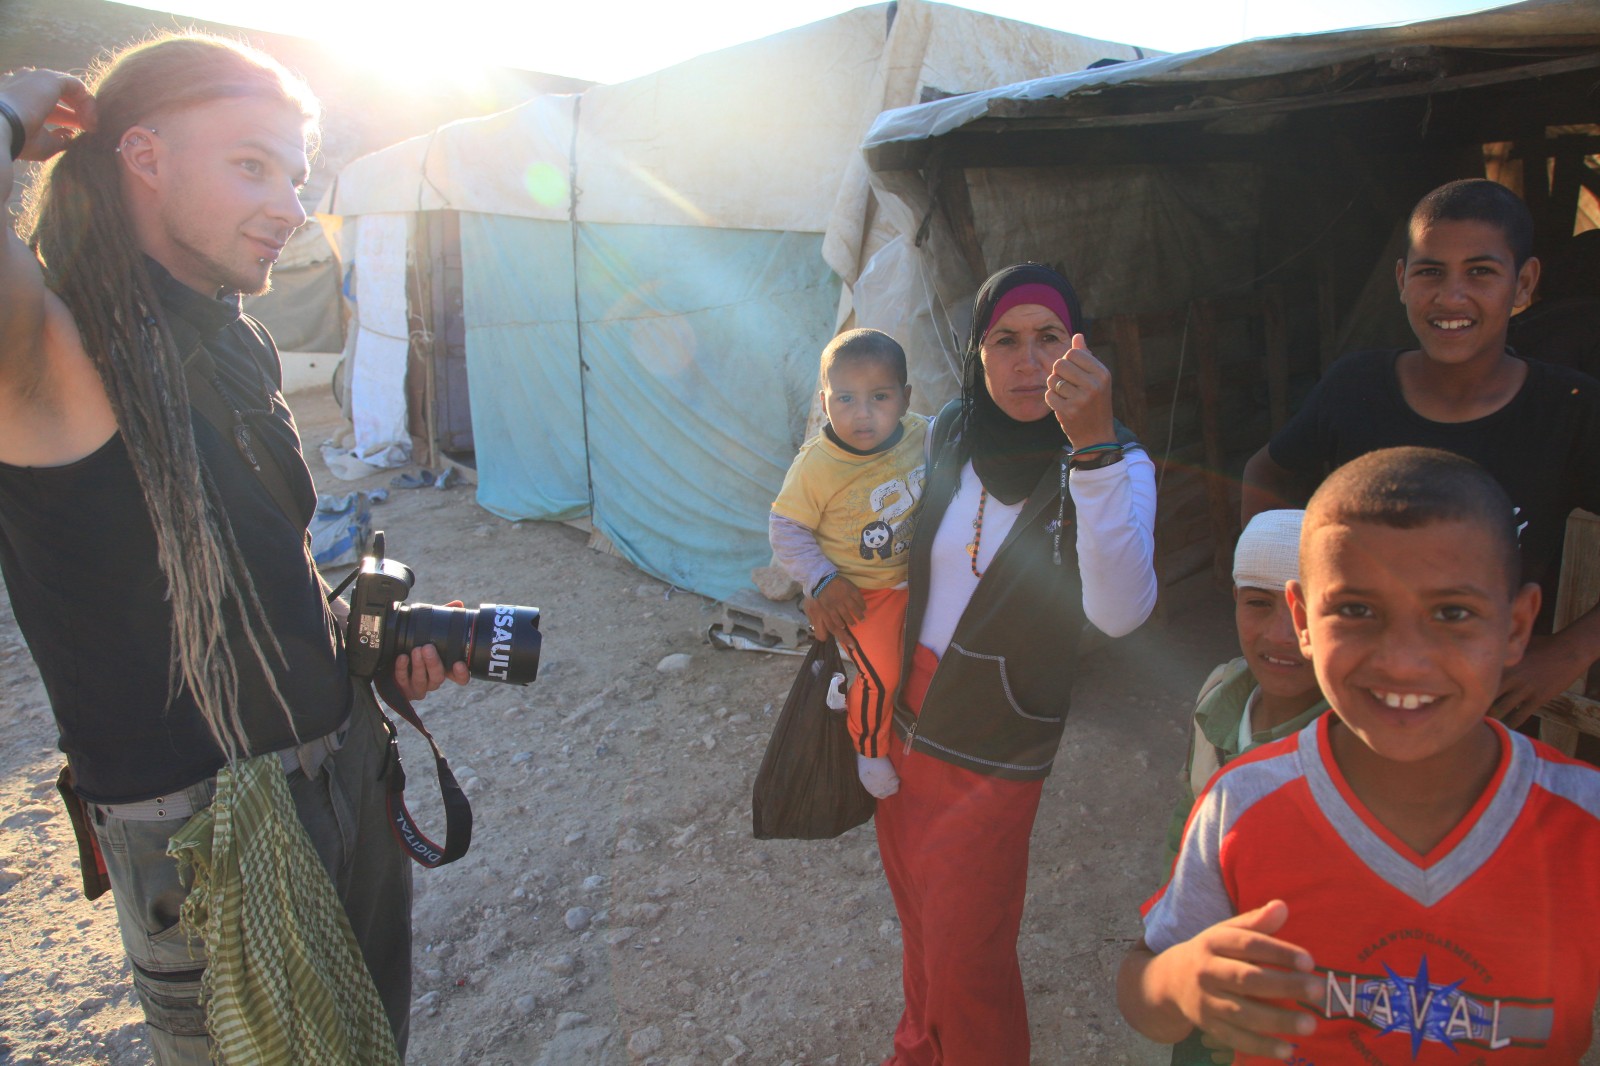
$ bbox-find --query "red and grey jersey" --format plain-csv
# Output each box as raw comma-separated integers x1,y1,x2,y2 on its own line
1144,714,1600,1065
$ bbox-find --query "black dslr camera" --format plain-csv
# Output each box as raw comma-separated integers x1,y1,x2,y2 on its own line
345,531,542,685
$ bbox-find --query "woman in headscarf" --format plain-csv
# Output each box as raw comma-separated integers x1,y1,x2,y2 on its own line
872,263,1158,1064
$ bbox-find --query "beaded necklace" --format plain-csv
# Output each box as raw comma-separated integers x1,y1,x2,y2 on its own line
965,487,988,577
968,460,1073,577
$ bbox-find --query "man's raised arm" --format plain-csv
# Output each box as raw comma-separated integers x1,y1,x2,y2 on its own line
0,71,96,384
0,70,105,463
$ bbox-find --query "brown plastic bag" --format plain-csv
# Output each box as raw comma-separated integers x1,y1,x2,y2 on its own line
751,638,876,840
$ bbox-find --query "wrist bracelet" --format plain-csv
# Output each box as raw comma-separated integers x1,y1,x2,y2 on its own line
0,100,25,163
812,572,839,598
1069,441,1122,457
1069,450,1124,471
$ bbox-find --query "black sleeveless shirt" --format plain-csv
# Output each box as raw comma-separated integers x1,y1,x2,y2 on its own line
0,263,350,803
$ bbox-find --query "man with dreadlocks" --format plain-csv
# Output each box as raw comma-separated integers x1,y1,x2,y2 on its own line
0,36,465,1064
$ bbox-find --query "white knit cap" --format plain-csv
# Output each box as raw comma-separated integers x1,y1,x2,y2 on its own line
1232,509,1305,591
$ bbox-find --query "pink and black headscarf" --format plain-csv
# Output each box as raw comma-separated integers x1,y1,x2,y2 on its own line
959,263,1086,504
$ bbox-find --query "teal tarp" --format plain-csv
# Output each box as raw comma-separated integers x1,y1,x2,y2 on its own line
463,214,590,521
463,212,837,601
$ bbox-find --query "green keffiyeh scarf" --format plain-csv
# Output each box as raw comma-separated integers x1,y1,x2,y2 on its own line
167,754,401,1066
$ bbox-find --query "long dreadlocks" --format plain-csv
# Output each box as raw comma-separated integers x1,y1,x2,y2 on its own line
21,34,321,762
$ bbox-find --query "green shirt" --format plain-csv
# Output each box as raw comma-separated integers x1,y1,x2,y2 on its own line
1161,657,1329,873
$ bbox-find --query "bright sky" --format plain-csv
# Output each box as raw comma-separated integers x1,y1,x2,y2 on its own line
120,0,1512,85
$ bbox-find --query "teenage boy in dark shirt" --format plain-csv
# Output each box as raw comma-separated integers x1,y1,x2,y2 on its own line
1241,178,1600,731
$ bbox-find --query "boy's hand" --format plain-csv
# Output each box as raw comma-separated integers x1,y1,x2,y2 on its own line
856,754,900,798
1493,632,1589,729
1198,1032,1237,1064
1140,901,1320,1060
805,577,865,652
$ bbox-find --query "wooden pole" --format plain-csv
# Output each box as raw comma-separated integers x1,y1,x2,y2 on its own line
1110,314,1148,440
1541,509,1600,754
934,166,988,283
1260,285,1290,433
1191,299,1233,584
1316,259,1339,374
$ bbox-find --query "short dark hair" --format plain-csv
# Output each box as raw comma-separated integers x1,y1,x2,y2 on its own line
1407,179,1534,268
1305,447,1521,594
821,328,908,385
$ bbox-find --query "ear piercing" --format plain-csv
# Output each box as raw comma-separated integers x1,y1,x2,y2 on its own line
113,127,157,154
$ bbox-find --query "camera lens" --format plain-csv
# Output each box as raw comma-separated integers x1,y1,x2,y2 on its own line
390,603,541,685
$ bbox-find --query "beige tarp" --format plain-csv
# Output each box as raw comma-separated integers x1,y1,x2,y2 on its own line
320,0,1145,276
243,219,342,353
316,0,1150,477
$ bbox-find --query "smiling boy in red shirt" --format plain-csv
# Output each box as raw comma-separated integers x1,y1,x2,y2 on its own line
1121,447,1600,1063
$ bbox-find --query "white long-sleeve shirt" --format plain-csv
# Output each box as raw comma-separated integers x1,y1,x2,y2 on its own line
918,451,1158,657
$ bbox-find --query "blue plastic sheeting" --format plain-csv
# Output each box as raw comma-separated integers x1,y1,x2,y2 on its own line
309,491,372,568
579,225,835,602
462,213,590,522
460,213,838,601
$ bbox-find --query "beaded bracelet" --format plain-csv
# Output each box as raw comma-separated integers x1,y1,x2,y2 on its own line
1068,441,1122,458
811,571,840,598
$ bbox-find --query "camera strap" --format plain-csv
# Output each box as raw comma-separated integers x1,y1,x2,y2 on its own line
181,340,306,525
371,673,474,867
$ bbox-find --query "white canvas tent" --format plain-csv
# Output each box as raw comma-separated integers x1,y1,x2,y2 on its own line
319,0,1146,601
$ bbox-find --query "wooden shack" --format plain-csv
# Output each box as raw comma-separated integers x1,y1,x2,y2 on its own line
848,0,1600,606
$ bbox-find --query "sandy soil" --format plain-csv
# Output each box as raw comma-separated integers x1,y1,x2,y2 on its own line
10,384,1572,1066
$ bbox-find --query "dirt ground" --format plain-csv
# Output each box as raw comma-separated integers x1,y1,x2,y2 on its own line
8,382,1550,1066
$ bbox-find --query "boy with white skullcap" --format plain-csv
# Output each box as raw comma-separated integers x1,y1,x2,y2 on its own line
1162,510,1327,870
1159,510,1328,1066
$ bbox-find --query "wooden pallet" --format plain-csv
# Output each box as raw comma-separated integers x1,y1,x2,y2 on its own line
1539,510,1600,755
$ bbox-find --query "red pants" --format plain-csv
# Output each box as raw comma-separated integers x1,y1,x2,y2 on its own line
874,645,1044,1066
842,586,908,757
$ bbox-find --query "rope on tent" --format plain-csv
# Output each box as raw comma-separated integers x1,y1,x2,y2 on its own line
416,126,451,212
568,95,597,510
1158,305,1191,498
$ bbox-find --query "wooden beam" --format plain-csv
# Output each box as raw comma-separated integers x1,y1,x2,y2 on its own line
1521,132,1552,237
1579,168,1600,205
1507,134,1600,158
1190,299,1234,584
1316,259,1340,374
933,166,987,283
1546,147,1588,249
1260,285,1291,433
1539,694,1600,754
1539,509,1600,753
1110,314,1149,440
